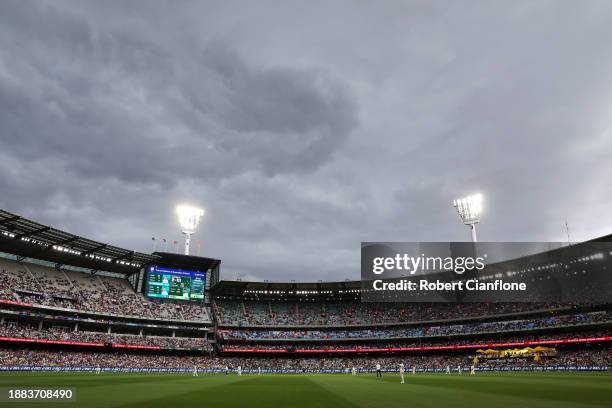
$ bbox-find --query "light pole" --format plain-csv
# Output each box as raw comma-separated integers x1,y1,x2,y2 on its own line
176,205,205,255
453,194,483,242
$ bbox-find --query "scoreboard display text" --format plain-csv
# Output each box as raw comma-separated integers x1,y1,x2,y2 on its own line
146,266,205,301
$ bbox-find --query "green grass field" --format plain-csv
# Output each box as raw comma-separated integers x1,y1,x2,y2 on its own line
0,372,610,408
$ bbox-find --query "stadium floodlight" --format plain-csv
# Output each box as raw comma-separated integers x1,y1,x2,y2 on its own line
176,205,204,255
453,193,483,242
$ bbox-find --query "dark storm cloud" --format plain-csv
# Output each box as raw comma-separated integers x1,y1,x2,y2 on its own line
0,1,356,187
1,0,612,281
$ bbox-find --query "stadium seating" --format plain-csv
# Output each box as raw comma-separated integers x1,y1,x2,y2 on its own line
0,348,607,370
0,254,609,373
0,322,211,350
0,258,210,322
214,299,574,327
218,329,611,351
216,311,610,340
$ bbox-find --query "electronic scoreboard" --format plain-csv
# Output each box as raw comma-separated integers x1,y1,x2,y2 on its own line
145,266,205,301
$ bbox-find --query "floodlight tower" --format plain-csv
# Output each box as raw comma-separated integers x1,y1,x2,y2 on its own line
176,205,205,255
453,193,483,242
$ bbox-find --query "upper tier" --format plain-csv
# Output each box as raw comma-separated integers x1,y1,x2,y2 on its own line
0,257,210,323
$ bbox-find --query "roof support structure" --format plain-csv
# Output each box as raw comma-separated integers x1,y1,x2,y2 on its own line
48,236,80,248
113,251,135,263
0,209,160,273
14,226,50,240
81,243,108,256
0,215,20,225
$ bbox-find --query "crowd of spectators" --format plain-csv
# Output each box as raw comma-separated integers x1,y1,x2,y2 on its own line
0,323,211,350
0,260,609,351
219,330,612,351
0,348,608,370
215,300,576,327
0,261,601,330
0,264,209,322
218,311,611,340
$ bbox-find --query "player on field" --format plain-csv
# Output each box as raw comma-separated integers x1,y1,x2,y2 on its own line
258,367,261,375
399,363,405,384
457,365,462,374
193,365,198,377
412,366,416,375
351,367,357,376
225,366,229,375
376,363,382,377
470,365,476,375
446,365,450,374
96,365,101,375
237,365,242,376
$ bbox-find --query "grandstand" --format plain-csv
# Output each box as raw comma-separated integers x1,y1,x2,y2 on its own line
0,208,610,375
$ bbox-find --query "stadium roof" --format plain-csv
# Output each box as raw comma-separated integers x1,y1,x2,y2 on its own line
212,279,361,298
0,209,159,273
213,234,612,298
152,252,221,273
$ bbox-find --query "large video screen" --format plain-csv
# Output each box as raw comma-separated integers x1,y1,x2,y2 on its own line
146,266,205,301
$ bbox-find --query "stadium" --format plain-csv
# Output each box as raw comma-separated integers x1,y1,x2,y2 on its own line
0,208,609,407
2,2,612,407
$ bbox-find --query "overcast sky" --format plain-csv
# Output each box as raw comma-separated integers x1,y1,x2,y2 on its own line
1,1,612,282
